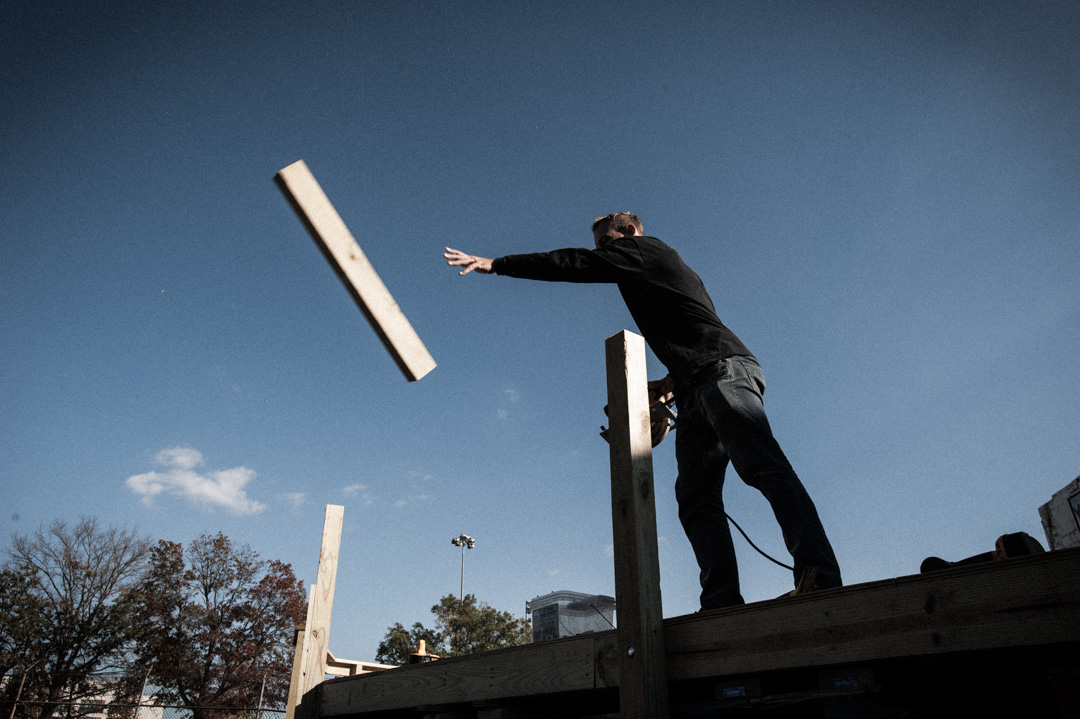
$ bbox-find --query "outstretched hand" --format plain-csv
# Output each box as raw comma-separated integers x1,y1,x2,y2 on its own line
444,247,494,276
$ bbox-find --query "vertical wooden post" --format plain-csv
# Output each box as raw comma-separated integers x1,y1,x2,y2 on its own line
605,330,669,719
284,586,314,719
287,505,345,719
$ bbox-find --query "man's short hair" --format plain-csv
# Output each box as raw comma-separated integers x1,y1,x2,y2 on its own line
592,212,643,235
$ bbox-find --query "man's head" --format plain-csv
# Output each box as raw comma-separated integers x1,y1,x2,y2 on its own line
592,212,643,248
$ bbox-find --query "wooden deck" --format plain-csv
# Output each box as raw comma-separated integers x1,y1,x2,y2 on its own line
308,547,1080,718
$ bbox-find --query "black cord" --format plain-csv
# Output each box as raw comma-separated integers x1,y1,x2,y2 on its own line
725,512,794,571
590,604,615,629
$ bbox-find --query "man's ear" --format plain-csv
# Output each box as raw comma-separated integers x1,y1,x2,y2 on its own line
620,224,639,236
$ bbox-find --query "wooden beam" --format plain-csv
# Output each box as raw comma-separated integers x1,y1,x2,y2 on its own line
325,650,394,677
657,547,1080,681
286,504,346,719
285,586,315,719
315,549,1080,717
604,330,669,719
302,505,345,691
318,633,616,715
274,159,437,382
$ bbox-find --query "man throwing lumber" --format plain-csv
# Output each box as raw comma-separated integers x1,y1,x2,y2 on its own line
444,212,841,609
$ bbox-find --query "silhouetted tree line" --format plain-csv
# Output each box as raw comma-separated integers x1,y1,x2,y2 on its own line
1,519,305,719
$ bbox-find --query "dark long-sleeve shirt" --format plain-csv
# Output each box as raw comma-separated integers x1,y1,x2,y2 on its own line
491,235,753,388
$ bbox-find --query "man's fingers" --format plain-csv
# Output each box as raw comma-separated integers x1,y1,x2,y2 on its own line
444,247,492,275
444,247,473,269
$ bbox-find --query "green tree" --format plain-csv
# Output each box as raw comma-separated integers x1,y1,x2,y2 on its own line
129,533,305,719
374,622,441,666
2,518,152,719
375,594,531,666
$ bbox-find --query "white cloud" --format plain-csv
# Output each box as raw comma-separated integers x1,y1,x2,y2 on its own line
603,544,614,557
280,492,306,508
394,499,408,508
155,447,203,470
343,483,374,506
126,447,266,515
497,389,520,420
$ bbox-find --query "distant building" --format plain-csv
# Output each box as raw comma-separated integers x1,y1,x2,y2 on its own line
1039,475,1080,550
0,677,165,719
528,590,615,642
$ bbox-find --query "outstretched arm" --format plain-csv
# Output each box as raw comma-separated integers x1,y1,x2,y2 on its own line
444,247,494,276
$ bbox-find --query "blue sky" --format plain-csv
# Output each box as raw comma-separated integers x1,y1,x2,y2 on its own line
2,1,1078,663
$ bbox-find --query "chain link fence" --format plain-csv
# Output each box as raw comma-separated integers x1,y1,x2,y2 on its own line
3,701,284,719
2,671,286,719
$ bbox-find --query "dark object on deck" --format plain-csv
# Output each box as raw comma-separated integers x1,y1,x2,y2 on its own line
920,531,1045,573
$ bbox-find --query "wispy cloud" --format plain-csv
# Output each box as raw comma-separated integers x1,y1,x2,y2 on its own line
342,483,373,506
126,447,266,515
393,491,436,508
279,492,306,508
497,388,519,420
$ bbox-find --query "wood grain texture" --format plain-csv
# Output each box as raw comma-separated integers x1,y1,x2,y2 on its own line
313,549,1080,717
319,634,601,715
299,505,344,694
604,330,669,719
275,160,436,382
658,547,1080,682
284,601,311,719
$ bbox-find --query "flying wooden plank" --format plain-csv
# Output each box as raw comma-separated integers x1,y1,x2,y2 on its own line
275,160,436,382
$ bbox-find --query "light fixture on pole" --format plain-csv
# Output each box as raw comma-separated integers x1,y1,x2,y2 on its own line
450,533,475,598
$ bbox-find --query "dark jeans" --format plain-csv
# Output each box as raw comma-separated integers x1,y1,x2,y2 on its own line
674,356,841,609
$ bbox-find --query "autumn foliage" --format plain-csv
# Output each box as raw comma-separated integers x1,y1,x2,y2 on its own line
129,533,306,718
1,521,304,719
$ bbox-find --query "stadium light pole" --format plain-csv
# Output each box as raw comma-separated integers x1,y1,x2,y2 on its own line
450,533,475,598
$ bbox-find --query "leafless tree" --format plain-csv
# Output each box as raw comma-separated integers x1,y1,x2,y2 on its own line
4,518,152,719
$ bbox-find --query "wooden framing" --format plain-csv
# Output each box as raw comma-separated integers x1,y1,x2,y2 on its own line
604,330,669,719
313,548,1080,716
285,587,315,719
301,505,344,698
286,505,392,719
274,160,436,382
284,331,1080,716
